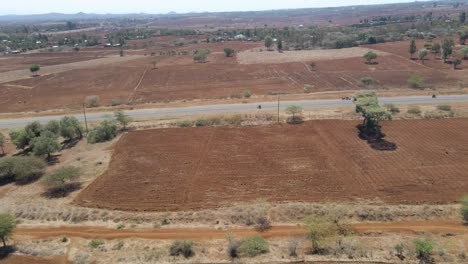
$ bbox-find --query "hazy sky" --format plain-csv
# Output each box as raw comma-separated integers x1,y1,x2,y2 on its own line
0,0,427,15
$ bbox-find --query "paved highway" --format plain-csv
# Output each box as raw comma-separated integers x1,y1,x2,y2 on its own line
1,95,468,128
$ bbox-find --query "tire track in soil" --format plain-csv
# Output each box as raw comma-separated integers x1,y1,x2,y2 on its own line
13,221,467,241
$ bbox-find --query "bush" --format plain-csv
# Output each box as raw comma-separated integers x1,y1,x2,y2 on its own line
0,213,16,247
114,111,132,129
43,166,80,195
193,49,210,63
169,240,194,258
85,95,100,108
225,115,243,126
87,119,119,144
238,236,269,257
195,118,207,127
360,77,376,87
414,237,435,263
305,216,337,254
385,104,400,114
0,156,46,184
224,48,235,57
30,64,40,75
226,235,241,259
89,240,104,249
407,75,425,89
363,51,378,64
59,116,83,141
243,89,251,98
437,104,452,111
407,106,422,115
254,215,271,232
288,239,299,257
177,120,193,128
461,195,468,224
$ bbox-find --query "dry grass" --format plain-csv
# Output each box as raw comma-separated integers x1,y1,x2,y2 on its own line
237,47,389,64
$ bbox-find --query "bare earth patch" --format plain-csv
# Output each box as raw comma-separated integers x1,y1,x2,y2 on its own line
237,47,389,64
0,55,144,84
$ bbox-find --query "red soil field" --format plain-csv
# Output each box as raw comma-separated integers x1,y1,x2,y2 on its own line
75,119,468,212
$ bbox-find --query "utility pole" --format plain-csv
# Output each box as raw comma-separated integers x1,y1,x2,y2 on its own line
277,94,280,124
82,103,89,136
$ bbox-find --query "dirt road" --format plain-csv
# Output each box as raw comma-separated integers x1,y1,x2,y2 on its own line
14,222,467,241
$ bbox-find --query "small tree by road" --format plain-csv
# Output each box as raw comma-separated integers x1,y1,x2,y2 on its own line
363,51,378,64
285,105,304,123
114,111,132,130
304,216,336,254
0,213,16,247
59,116,83,141
264,36,273,51
355,92,391,139
30,64,40,76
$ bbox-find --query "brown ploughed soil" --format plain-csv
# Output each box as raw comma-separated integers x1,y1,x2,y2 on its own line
75,119,468,211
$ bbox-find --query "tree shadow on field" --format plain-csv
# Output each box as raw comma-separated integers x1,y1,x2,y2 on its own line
43,183,82,199
357,124,397,151
61,138,81,150
286,116,304,125
0,246,16,260
46,154,61,166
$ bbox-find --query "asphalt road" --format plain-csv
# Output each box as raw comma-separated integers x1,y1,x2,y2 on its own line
1,95,468,128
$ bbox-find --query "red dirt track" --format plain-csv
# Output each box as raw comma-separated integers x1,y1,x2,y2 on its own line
75,119,468,212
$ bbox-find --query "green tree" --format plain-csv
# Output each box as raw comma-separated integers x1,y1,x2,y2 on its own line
304,216,336,254
151,59,157,69
460,46,468,60
43,166,80,195
224,48,234,57
0,133,5,155
363,51,378,64
461,195,468,224
442,38,455,62
114,111,132,130
414,237,435,264
409,39,417,59
45,120,61,135
30,64,40,76
87,119,119,144
59,116,83,140
432,43,441,58
453,58,462,70
30,131,61,160
0,213,16,247
285,105,304,123
418,48,428,63
355,92,391,135
8,121,41,150
264,36,273,51
460,11,466,24
238,237,269,257
193,49,210,63
277,39,283,51
0,156,46,184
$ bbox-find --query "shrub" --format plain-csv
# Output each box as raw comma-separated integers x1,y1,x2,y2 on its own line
243,89,251,98
309,62,316,70
437,104,452,111
407,106,422,115
206,116,222,126
305,216,337,254
254,215,271,232
461,195,468,224
89,240,104,249
238,236,269,257
225,115,243,126
169,240,194,258
177,120,193,128
395,243,405,259
112,241,124,251
363,51,378,64
60,116,83,140
195,118,207,127
42,166,80,196
407,75,425,89
85,95,100,107
193,49,210,63
414,237,435,263
385,104,400,114
30,64,41,75
226,234,241,258
360,76,376,87
0,213,16,247
224,48,235,57
87,119,119,144
0,156,46,184
111,100,123,106
114,111,132,130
